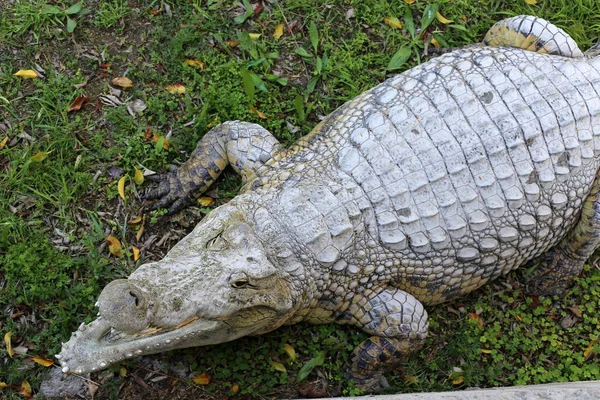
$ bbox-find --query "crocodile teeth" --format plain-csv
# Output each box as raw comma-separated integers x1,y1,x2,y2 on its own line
55,354,62,360
62,366,70,373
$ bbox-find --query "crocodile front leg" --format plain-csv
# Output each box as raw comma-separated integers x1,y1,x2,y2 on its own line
143,121,283,213
527,169,600,295
344,286,428,390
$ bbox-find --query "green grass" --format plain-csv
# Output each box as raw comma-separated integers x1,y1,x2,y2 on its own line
1,0,600,398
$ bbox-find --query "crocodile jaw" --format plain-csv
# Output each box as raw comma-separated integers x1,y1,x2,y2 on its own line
56,315,230,374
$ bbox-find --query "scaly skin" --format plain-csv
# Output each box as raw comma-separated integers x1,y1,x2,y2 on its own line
58,16,600,389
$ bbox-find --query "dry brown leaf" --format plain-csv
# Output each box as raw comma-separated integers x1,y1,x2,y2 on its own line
149,8,162,15
184,59,205,70
32,356,54,367
106,236,123,257
112,76,134,88
87,382,99,397
132,246,140,262
435,11,454,24
568,305,582,318
383,16,402,29
248,105,267,119
31,151,51,162
18,381,32,398
165,84,186,94
4,331,13,358
134,167,144,185
273,23,284,40
67,96,90,112
0,136,8,150
152,135,170,149
13,70,38,79
192,373,211,385
118,176,127,200
99,62,112,72
283,343,296,361
144,126,153,140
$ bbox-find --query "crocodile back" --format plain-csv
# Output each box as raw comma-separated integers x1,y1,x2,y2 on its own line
278,47,600,304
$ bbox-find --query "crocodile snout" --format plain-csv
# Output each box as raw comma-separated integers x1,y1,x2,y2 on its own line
98,280,151,333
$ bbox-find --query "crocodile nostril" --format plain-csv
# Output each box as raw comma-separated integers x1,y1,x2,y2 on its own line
129,291,139,307
246,256,257,263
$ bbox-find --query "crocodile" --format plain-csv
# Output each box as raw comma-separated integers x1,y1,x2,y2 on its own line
58,15,600,388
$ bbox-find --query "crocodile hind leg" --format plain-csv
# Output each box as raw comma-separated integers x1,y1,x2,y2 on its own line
527,169,600,295
344,286,428,390
143,121,283,214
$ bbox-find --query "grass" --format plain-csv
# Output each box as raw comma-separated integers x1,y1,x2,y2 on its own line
1,0,600,398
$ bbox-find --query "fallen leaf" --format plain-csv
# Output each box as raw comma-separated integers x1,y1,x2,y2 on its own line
32,356,54,367
136,223,145,241
118,176,127,200
132,246,140,261
144,126,153,140
4,331,13,358
568,306,582,318
67,96,90,112
249,33,261,40
430,37,441,48
296,351,325,383
106,236,123,257
165,84,186,94
13,69,38,79
18,381,32,398
514,314,523,321
152,135,170,150
198,197,215,207
128,99,147,116
149,8,162,15
248,105,267,119
273,23,284,40
383,16,402,29
524,0,537,4
112,76,134,88
31,151,52,162
134,167,144,185
99,62,112,72
584,339,597,358
403,0,415,3
404,375,418,385
87,382,99,397
230,384,239,394
270,360,287,373
185,59,205,69
0,382,7,388
192,373,211,385
451,374,464,385
120,366,127,377
128,216,143,226
481,348,492,354
0,136,8,150
253,2,264,14
436,11,454,24
224,40,240,47
284,343,296,361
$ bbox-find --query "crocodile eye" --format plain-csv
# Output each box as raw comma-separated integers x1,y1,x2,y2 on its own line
231,279,250,289
206,232,223,249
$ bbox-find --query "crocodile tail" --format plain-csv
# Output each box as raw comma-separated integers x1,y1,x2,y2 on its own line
483,15,583,58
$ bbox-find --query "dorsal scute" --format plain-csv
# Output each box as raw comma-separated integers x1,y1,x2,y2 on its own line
483,15,583,58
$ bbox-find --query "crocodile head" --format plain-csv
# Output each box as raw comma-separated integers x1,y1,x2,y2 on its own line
57,200,307,374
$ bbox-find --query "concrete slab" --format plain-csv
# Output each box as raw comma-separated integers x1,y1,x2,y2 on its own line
323,381,600,400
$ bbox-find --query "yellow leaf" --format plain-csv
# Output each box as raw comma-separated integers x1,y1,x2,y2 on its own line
119,366,127,377
224,40,240,47
112,76,134,88
198,197,215,207
584,339,597,358
32,356,54,367
136,223,145,241
184,59,205,70
270,360,287,373
403,0,415,4
451,375,464,385
106,236,123,257
18,381,32,398
134,167,144,185
4,331,13,358
248,105,267,119
192,373,211,385
13,69,38,79
118,176,127,200
273,23,284,40
481,348,492,354
0,382,7,388
514,314,523,321
383,16,402,29
436,11,454,24
283,343,296,361
524,0,537,4
165,84,186,94
249,33,261,40
0,136,8,150
152,135,170,149
230,384,239,394
132,246,140,262
431,37,441,48
31,151,51,162
128,216,143,226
